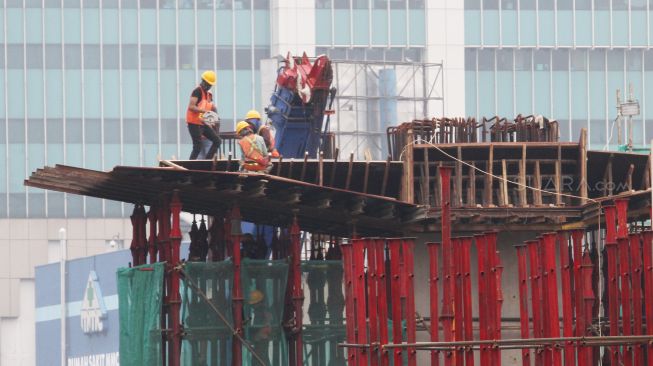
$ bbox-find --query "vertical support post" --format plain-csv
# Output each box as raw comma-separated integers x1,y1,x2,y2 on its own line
527,240,544,366
475,234,490,366
452,238,464,366
486,231,501,366
388,239,404,366
542,233,562,366
130,204,141,266
427,242,440,366
615,198,630,239
375,240,390,366
352,238,369,366
581,249,595,365
290,217,303,366
230,206,243,366
537,238,552,366
157,197,170,366
401,128,415,203
604,205,621,365
168,191,182,366
341,242,357,365
367,240,380,366
641,231,653,366
460,237,474,366
618,236,634,366
147,207,158,263
440,166,454,366
137,206,148,265
629,233,644,366
515,244,530,366
579,127,588,204
557,231,576,366
402,239,417,366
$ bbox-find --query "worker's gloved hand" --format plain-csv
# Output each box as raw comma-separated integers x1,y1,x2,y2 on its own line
270,149,280,158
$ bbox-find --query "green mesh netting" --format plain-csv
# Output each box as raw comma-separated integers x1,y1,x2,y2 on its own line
181,260,234,366
301,261,347,366
241,259,289,366
117,262,165,366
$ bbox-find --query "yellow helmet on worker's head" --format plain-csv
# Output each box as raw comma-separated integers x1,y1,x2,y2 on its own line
236,120,251,134
201,70,216,86
248,289,264,305
245,110,261,120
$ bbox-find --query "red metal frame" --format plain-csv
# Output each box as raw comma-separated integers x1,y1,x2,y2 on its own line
474,234,490,366
147,207,158,264
515,244,530,366
542,233,562,366
353,238,369,366
290,217,304,366
230,206,243,366
556,231,576,366
341,242,357,365
629,233,644,365
485,231,501,366
642,231,653,366
375,239,390,366
618,236,634,366
615,198,629,239
168,191,182,366
157,198,170,366
402,238,417,366
461,237,474,366
452,238,464,366
570,230,586,366
427,242,440,366
388,239,404,366
580,249,595,366
367,239,380,366
526,239,544,366
604,205,621,365
440,167,454,366
130,205,141,266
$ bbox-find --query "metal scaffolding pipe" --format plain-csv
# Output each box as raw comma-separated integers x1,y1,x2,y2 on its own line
439,166,454,366
379,335,653,349
375,239,390,366
427,242,441,366
366,239,380,366
515,244,530,366
556,231,576,366
403,238,417,366
604,205,621,365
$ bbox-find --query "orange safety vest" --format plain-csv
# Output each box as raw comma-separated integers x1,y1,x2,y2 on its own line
186,87,214,125
257,125,276,151
238,134,269,171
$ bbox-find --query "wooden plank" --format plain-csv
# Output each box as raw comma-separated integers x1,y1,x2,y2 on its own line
485,145,494,206
318,151,324,186
501,159,509,206
363,160,370,194
519,144,527,207
345,152,354,190
456,146,463,207
434,164,442,206
329,150,338,187
381,156,391,196
607,154,614,196
642,156,651,190
579,128,588,204
401,129,415,203
468,162,476,207
626,164,635,191
534,161,543,206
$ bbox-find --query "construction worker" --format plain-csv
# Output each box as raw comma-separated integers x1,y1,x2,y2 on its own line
236,121,272,172
186,70,222,160
245,110,279,158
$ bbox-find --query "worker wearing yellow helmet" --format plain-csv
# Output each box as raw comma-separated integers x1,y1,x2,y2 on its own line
245,109,279,158
236,121,272,172
186,70,221,160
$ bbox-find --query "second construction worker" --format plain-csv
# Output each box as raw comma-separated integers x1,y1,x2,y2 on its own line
244,110,279,158
236,121,272,172
186,70,222,160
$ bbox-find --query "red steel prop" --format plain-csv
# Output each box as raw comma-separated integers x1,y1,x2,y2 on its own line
230,206,243,366
389,239,404,366
642,231,653,366
604,205,621,365
475,234,490,366
147,207,158,263
461,237,474,366
557,232,576,366
427,242,441,366
341,242,356,365
367,240,380,366
542,233,562,366
376,239,390,366
526,240,544,366
352,238,369,366
580,249,595,366
453,238,464,366
515,244,530,366
629,233,644,365
403,239,417,366
290,217,304,366
618,236,634,366
168,191,182,366
486,231,501,366
439,167,455,366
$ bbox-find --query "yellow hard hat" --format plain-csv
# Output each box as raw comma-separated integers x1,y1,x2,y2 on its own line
236,121,251,134
246,110,261,120
201,70,216,86
248,289,264,305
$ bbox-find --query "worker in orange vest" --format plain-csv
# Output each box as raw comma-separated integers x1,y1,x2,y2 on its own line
236,121,272,172
244,110,279,158
186,70,222,160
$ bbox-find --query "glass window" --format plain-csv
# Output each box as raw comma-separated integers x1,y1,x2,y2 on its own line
570,50,587,71
533,49,551,71
66,195,83,218
538,0,553,9
198,47,215,70
466,0,480,9
85,197,102,217
408,0,424,8
235,0,251,8
65,44,81,69
627,50,643,71
235,49,251,70
26,0,43,6
608,50,625,71
7,45,24,69
122,119,139,143
26,45,44,69
484,0,499,9
84,119,101,143
385,48,402,61
0,46,4,69
496,49,513,71
594,0,610,9
390,0,406,9
576,0,592,9
103,0,119,7
103,45,119,69
589,50,605,71
253,0,269,8
141,45,157,69
612,0,627,10
45,0,62,7
84,0,100,7
216,48,233,69
11,194,26,218
160,0,176,8
140,0,157,8
329,48,347,60
104,119,120,143
9,119,25,143
645,50,653,71
253,48,270,68
159,45,175,69
179,45,194,69
501,0,516,9
47,119,64,143
557,0,572,9
478,49,495,71
121,0,137,8
348,48,365,61
66,118,82,143
366,48,383,61
84,44,100,69
64,0,80,7
632,0,647,9
143,119,158,144
552,49,569,70
353,0,367,8
520,0,536,10
29,119,45,144
46,45,62,69
334,0,349,8
162,118,177,143
29,193,46,218
317,0,332,8
374,0,388,8
465,48,476,70
122,44,138,69
47,192,64,218
514,49,532,71
404,47,422,62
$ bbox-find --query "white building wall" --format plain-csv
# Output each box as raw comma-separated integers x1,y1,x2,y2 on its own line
270,0,316,58
0,280,35,366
